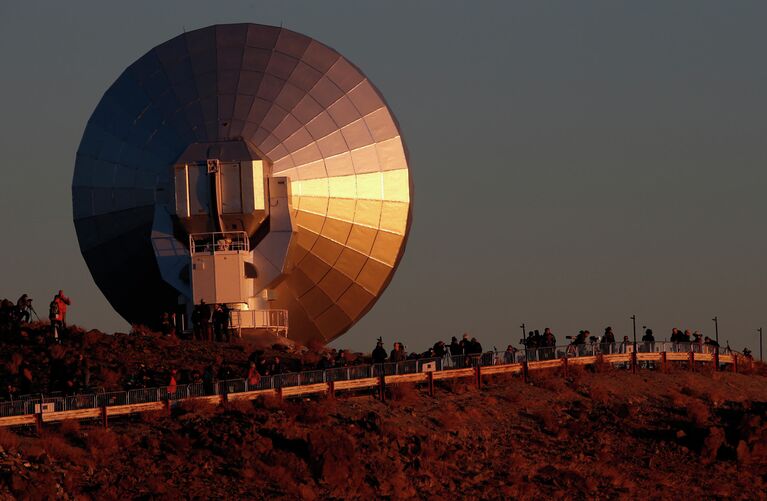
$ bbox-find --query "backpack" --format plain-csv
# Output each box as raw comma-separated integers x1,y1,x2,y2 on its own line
49,300,60,320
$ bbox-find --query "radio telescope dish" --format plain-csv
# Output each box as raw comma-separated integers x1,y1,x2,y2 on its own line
72,24,412,344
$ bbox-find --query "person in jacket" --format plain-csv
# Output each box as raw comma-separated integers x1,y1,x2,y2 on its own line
389,342,407,363
246,361,261,388
54,290,71,329
167,369,178,396
49,298,61,342
372,339,388,364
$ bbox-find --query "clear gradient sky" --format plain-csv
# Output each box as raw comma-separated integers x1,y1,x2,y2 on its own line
1,1,765,353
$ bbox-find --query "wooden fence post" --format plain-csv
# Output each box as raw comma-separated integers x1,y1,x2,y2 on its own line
427,371,434,397
474,365,482,389
733,355,738,373
34,412,43,434
660,352,667,374
561,357,568,378
688,351,694,372
328,380,335,399
714,349,720,372
100,405,108,428
522,360,529,383
379,374,386,402
631,351,637,374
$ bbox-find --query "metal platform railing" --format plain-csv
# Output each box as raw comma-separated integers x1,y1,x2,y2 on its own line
229,309,288,337
189,231,249,254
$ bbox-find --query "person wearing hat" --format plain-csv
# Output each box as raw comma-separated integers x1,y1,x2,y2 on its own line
372,339,388,364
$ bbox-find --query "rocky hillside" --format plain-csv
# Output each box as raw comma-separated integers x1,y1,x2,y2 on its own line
0,364,765,499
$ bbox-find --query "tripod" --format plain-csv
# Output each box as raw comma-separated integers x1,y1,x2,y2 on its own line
28,304,40,322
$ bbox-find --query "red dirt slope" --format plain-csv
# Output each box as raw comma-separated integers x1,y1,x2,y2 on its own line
1,367,766,499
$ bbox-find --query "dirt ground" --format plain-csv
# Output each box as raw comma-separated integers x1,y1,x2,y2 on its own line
0,359,766,500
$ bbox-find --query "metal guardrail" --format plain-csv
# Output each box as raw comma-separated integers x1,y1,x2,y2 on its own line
229,309,288,336
0,343,738,421
189,231,249,254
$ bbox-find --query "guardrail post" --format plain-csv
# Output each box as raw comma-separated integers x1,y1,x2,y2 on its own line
714,349,720,372
378,374,386,402
427,371,434,397
688,351,694,372
100,405,108,428
328,380,335,399
561,357,568,378
474,365,481,389
631,351,637,374
660,352,667,373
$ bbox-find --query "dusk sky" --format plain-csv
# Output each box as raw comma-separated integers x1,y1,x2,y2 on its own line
1,1,765,353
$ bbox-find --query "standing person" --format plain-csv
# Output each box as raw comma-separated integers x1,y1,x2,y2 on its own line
202,365,216,395
542,328,557,359
459,333,470,356
191,304,202,340
620,335,631,353
199,300,212,341
642,328,655,352
16,294,31,324
433,340,446,358
504,345,518,364
372,339,388,364
54,291,71,330
212,305,224,341
160,312,172,336
449,336,460,357
246,361,260,389
167,369,178,397
48,298,61,342
602,327,616,354
390,342,406,363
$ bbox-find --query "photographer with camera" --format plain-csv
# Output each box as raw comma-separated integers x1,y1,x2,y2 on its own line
15,294,33,324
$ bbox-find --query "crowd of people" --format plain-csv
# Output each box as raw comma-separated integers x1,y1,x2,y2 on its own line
190,301,232,342
0,288,757,404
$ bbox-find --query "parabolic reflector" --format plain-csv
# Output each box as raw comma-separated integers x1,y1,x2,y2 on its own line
72,23,412,344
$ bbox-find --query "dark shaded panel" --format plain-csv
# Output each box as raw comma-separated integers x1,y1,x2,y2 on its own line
237,71,265,95
82,222,178,328
194,71,217,99
216,23,248,48
257,73,287,103
242,47,272,71
275,28,311,58
246,24,280,49
153,34,188,71
186,26,217,55
266,51,299,80
217,69,240,94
